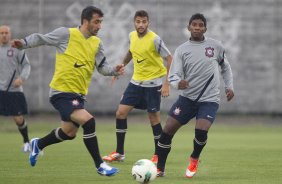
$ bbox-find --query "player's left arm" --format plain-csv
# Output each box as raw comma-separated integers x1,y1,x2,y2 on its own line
95,42,124,76
154,36,172,97
13,50,31,87
219,50,234,101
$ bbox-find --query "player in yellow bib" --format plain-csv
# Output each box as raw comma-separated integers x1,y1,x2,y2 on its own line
12,6,124,176
103,10,172,164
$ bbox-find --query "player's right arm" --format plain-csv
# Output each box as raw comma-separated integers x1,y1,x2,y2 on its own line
168,48,189,90
11,27,69,50
122,50,132,66
122,33,132,67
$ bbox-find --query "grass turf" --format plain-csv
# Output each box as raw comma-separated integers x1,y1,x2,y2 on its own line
0,115,281,184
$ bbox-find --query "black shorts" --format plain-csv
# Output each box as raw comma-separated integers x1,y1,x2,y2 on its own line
120,82,161,112
50,93,85,122
0,90,28,116
168,95,219,125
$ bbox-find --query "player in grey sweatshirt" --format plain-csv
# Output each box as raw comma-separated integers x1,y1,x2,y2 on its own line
0,25,31,152
156,13,234,178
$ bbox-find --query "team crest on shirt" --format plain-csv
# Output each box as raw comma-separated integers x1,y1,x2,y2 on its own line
72,99,79,106
173,107,181,115
7,49,14,57
205,47,214,58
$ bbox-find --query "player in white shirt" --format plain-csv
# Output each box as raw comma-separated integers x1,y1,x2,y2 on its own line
0,25,31,153
156,13,234,178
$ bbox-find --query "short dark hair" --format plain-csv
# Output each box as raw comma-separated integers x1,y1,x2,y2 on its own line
189,13,207,27
81,6,104,24
134,10,149,20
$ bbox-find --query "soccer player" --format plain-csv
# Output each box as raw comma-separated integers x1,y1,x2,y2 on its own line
156,13,234,178
103,10,172,164
0,25,31,153
11,6,124,176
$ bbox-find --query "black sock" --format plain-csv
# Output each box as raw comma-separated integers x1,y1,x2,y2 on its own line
191,129,208,159
82,118,103,168
151,123,162,154
116,118,127,155
156,132,173,172
37,128,74,150
17,120,29,143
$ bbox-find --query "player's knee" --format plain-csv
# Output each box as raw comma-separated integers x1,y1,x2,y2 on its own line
116,109,127,119
148,112,160,122
13,116,24,125
162,117,181,136
195,129,208,143
162,126,171,135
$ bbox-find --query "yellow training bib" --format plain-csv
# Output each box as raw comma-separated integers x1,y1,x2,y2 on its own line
130,30,167,81
50,28,100,95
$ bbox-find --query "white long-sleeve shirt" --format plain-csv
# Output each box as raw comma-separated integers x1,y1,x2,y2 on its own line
169,37,233,103
0,43,30,92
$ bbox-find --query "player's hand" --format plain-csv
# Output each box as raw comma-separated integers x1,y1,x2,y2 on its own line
226,89,234,101
13,78,23,87
11,39,24,49
115,64,125,75
178,80,189,90
159,82,170,97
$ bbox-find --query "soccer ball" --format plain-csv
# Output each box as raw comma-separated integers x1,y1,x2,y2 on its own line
132,159,157,184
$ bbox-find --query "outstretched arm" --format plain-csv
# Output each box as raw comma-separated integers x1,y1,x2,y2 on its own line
11,27,69,50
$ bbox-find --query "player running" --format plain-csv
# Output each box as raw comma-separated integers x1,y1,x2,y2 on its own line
11,6,124,176
156,13,234,178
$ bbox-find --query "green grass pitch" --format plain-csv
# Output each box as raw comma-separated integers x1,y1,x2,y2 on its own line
0,115,282,184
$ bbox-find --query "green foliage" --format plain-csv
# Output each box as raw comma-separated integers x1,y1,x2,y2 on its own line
0,116,282,184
